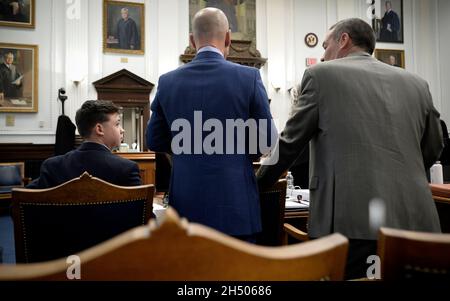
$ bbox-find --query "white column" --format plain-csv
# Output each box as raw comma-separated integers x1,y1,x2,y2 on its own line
412,0,441,111
438,0,450,123
65,0,89,122
265,0,294,130
87,0,103,100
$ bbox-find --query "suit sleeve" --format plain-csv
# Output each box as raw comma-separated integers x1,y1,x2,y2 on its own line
116,21,120,41
249,69,278,160
393,12,400,32
0,71,4,93
25,160,52,189
421,86,444,169
130,20,138,48
256,69,319,189
127,162,142,186
146,78,172,153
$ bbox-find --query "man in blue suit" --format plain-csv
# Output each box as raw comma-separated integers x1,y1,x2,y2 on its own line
146,8,276,241
28,100,141,189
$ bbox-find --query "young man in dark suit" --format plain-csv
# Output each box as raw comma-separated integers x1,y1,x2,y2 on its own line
28,100,141,189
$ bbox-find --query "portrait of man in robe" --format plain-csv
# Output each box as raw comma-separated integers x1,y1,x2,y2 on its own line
372,0,404,43
103,1,145,55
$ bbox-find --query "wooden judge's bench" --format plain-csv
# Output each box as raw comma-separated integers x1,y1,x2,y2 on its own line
116,152,156,186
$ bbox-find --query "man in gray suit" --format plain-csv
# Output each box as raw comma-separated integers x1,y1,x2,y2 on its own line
257,18,443,279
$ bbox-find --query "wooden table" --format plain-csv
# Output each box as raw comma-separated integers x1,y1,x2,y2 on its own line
116,152,156,185
429,184,450,233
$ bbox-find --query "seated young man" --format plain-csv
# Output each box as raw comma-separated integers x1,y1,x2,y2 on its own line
28,100,141,189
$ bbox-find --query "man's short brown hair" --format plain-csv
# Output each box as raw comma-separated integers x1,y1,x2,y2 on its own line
75,100,120,138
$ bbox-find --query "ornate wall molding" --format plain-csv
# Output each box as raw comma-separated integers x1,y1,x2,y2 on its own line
180,40,267,69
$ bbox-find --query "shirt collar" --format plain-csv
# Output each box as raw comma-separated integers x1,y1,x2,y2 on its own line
347,51,371,58
197,46,224,57
82,141,111,152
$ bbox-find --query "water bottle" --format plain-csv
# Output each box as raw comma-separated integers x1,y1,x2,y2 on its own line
286,171,295,190
162,192,169,208
430,161,444,184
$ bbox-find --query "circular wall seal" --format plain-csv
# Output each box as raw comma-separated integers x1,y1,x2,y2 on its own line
305,33,319,48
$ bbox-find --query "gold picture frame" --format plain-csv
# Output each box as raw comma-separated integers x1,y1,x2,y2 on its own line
374,49,405,69
0,43,38,113
0,0,35,29
103,0,145,55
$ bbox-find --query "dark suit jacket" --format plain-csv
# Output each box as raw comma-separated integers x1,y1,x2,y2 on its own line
117,18,139,50
380,10,401,42
257,52,443,240
0,63,22,98
439,120,450,165
146,51,275,236
28,142,141,189
54,115,76,156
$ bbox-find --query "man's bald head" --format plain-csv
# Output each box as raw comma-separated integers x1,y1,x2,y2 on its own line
191,8,231,54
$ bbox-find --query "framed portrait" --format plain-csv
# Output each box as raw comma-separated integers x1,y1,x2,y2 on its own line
372,0,404,43
103,0,145,55
374,49,405,69
189,0,256,43
0,0,35,28
0,43,38,113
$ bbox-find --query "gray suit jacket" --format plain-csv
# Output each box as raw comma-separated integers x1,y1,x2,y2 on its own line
257,52,443,240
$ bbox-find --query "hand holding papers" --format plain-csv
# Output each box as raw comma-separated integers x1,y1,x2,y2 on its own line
12,75,23,86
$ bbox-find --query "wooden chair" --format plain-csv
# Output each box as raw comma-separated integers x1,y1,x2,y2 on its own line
257,179,287,246
0,208,349,281
284,222,309,242
0,162,30,215
378,227,450,280
0,162,28,198
11,172,154,263
429,183,450,233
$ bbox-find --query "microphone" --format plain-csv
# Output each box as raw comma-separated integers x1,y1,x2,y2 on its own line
58,88,67,115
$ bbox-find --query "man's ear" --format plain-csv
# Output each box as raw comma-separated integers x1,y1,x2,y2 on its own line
339,32,351,49
93,123,104,137
225,30,231,48
189,34,197,50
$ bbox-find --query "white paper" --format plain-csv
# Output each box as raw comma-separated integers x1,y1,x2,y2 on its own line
10,99,27,105
11,75,23,85
285,199,309,209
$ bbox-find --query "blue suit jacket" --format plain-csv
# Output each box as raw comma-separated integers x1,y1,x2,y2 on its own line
146,51,275,236
27,142,141,189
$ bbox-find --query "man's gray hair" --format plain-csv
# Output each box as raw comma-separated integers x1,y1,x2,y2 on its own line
3,51,14,59
330,18,376,55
